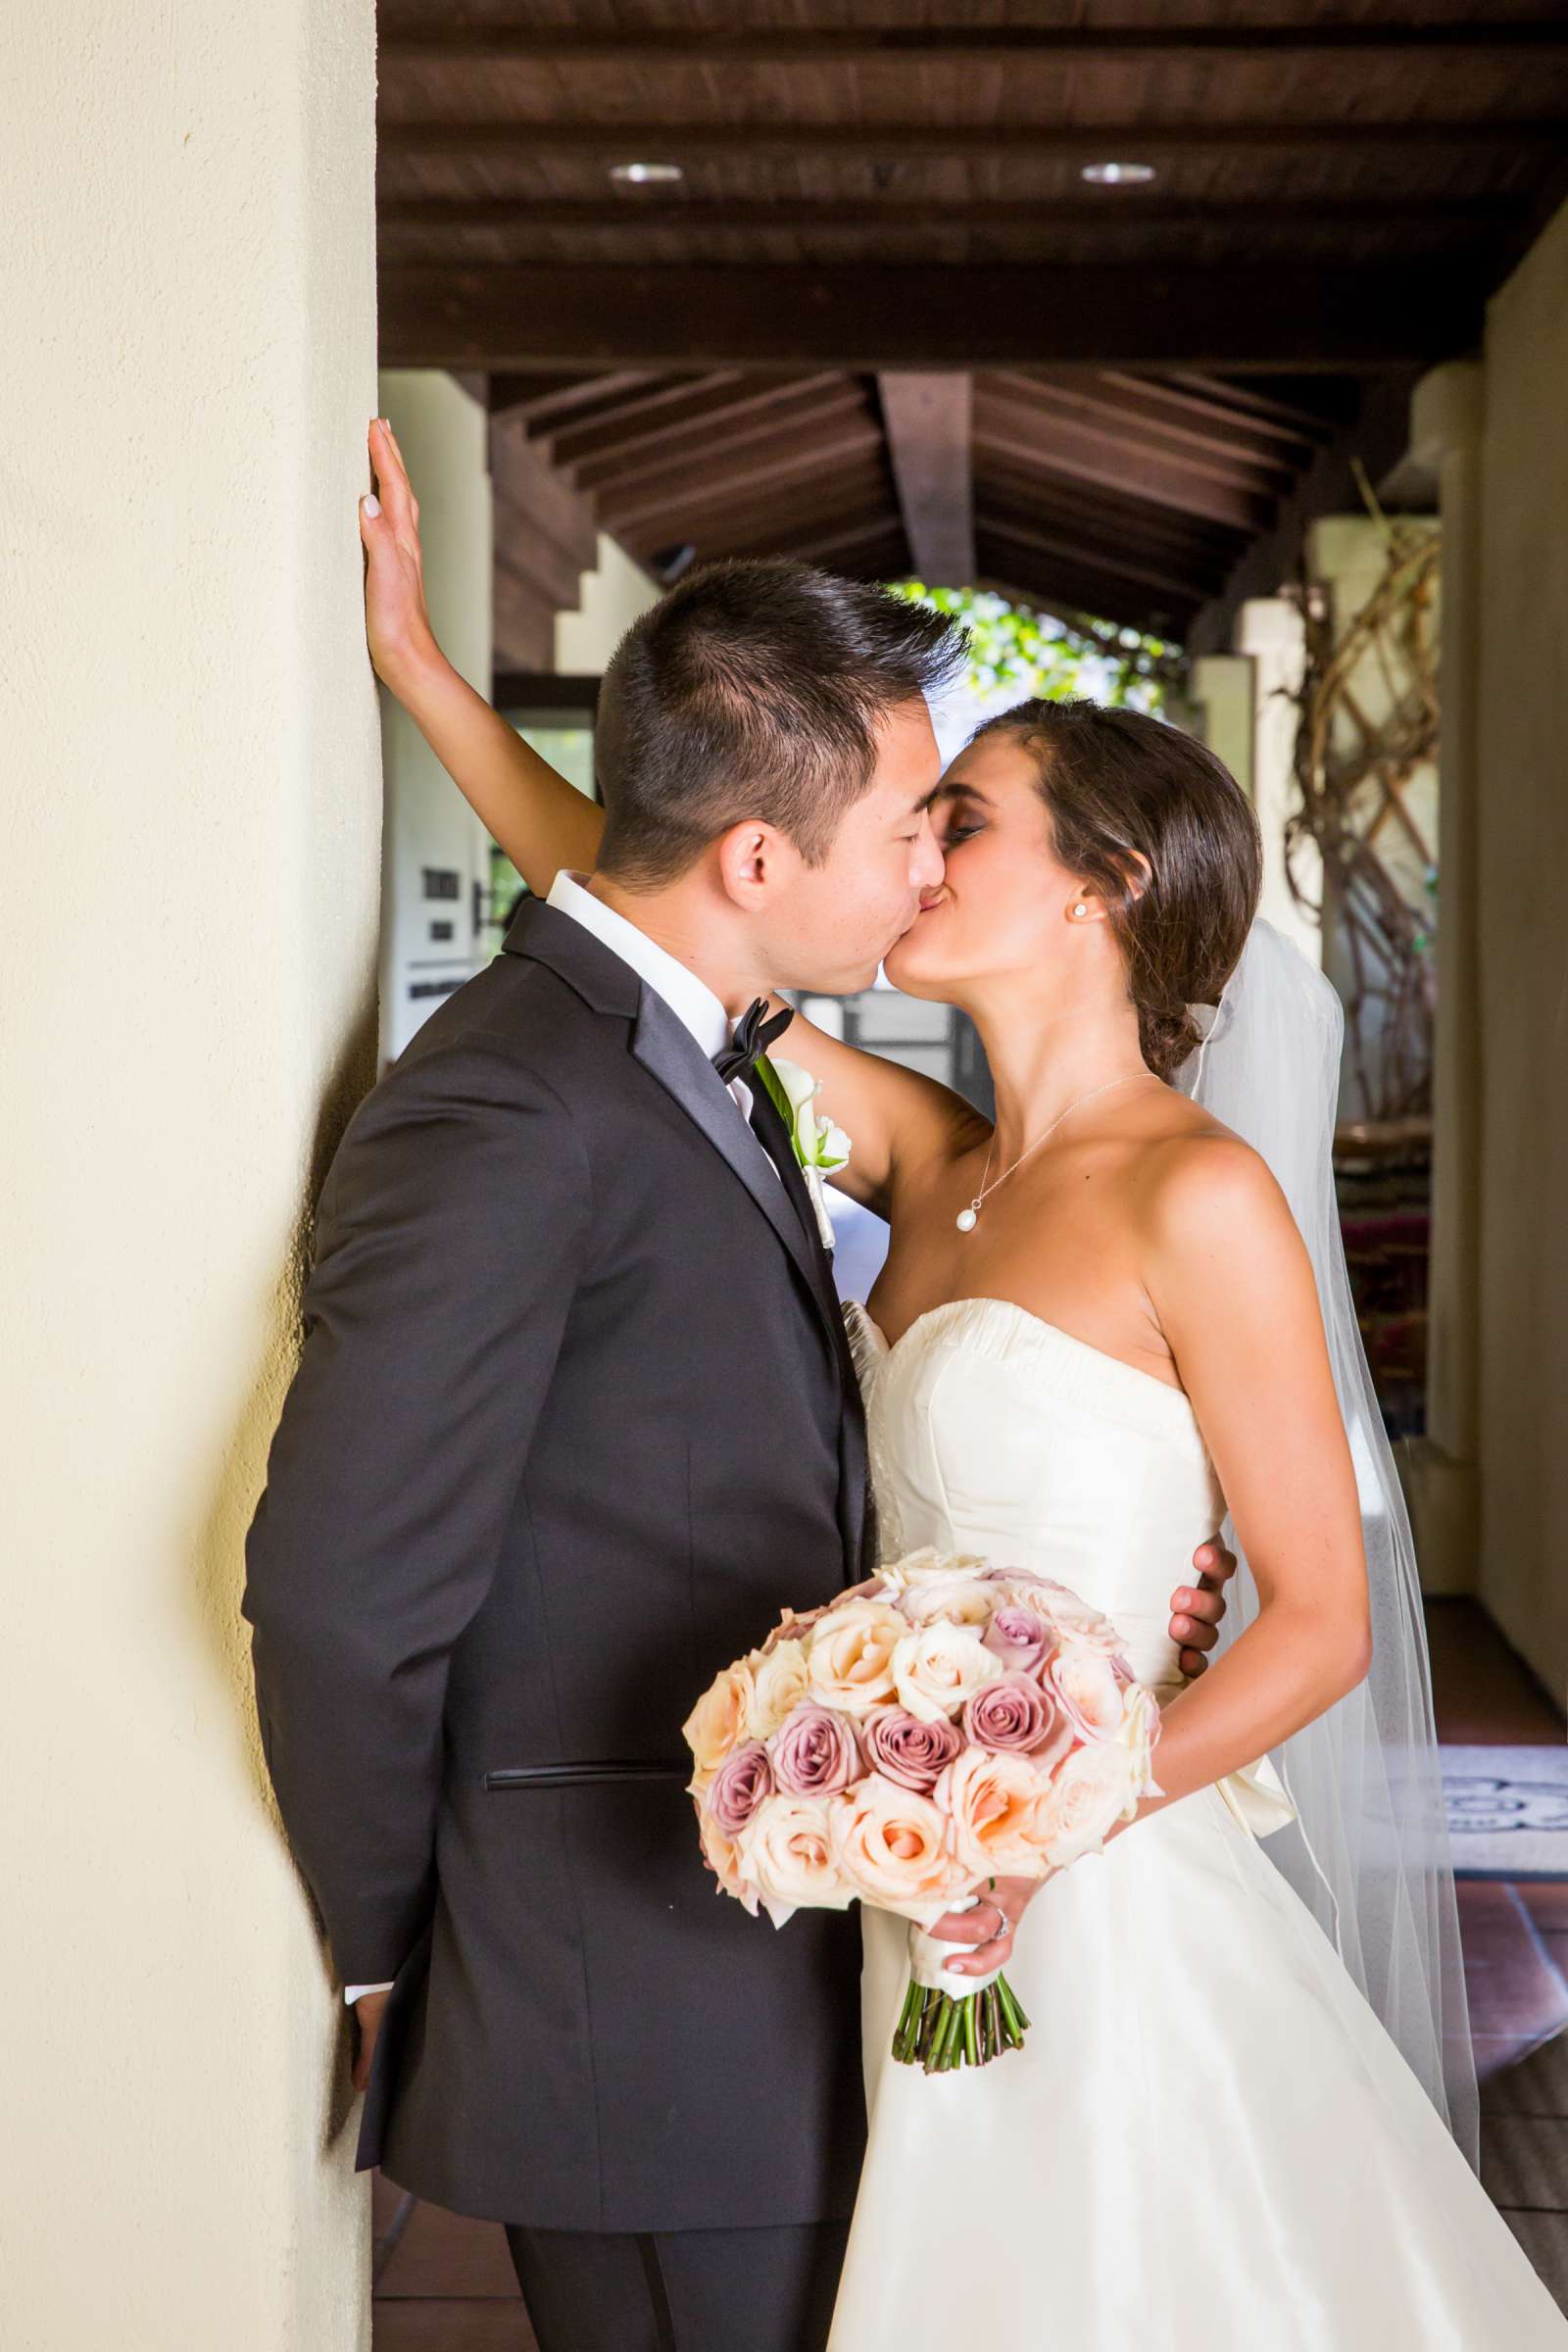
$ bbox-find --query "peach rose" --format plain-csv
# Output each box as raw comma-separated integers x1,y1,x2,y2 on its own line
698,1808,758,1913
829,1774,967,1915
807,1598,907,1716
682,1660,757,1782
1039,1741,1141,1867
891,1619,1004,1725
941,1744,1055,1880
750,1638,810,1738
1048,1643,1126,1742
737,1794,853,1926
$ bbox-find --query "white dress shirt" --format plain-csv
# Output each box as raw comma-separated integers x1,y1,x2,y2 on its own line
344,872,766,2005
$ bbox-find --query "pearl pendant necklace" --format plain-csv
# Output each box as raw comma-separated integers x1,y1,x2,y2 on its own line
956,1072,1158,1235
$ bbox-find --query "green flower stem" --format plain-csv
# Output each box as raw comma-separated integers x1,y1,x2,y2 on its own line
890,1969,1032,2071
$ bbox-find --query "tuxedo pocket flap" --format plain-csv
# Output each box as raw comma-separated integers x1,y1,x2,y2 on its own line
484,1760,690,1791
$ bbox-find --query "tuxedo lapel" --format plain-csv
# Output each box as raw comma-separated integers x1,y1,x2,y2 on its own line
750,1083,873,1577
628,987,825,1307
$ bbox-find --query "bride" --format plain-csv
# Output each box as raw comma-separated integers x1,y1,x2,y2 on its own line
359,423,1566,2345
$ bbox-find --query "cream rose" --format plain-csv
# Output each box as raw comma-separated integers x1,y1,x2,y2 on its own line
829,1775,966,1915
899,1575,996,1631
1114,1682,1164,1800
1039,1742,1141,1867
942,1744,1055,1879
878,1545,991,1594
737,1795,853,1927
682,1660,757,1781
1048,1643,1127,1743
750,1638,810,1738
807,1598,907,1716
891,1619,1004,1725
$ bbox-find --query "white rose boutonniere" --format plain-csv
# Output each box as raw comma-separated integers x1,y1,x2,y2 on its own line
756,1054,851,1252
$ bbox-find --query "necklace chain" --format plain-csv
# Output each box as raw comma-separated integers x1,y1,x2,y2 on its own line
956,1072,1159,1234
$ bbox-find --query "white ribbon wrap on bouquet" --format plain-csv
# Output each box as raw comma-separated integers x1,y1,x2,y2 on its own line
904,1895,1010,1998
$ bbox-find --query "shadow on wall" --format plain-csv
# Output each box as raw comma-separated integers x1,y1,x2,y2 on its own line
192,987,383,2159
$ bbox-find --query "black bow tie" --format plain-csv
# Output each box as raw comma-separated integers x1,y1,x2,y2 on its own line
714,997,794,1085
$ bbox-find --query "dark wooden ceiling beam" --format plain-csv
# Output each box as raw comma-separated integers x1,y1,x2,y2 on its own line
605,434,888,535
378,193,1518,239
978,513,1211,607
490,369,659,422
380,118,1568,164
528,370,748,454
380,263,1481,372
379,24,1568,68
975,466,1245,573
979,374,1298,495
616,474,896,560
877,372,974,588
554,372,851,473
973,536,1196,633
1079,369,1331,456
986,369,1312,475
577,387,874,499
974,395,1271,531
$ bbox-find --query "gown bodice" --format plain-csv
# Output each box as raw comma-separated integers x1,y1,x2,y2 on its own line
851,1294,1225,1704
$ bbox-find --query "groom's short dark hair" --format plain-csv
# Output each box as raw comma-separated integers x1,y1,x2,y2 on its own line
592,560,965,886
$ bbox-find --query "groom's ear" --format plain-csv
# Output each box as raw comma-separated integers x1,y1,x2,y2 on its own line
715,818,801,910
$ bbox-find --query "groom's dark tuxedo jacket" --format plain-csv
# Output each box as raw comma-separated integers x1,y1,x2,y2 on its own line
243,898,873,2232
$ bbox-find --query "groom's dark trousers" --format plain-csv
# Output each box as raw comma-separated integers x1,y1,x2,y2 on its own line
243,899,875,2350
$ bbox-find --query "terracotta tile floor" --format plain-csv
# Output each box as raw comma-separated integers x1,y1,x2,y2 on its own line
373,1598,1568,2343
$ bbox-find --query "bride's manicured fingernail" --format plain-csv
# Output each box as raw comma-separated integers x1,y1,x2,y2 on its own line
362,493,381,516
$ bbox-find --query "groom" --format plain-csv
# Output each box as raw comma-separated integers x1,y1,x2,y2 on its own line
243,560,1234,2352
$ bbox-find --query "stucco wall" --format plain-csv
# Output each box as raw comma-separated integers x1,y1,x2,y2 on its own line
1,5,380,2344
1474,196,1568,1698
376,369,495,1063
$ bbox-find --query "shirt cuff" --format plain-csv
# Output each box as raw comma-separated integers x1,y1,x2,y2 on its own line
344,1981,394,2004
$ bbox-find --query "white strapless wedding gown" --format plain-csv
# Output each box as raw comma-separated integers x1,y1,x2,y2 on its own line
829,1297,1566,2350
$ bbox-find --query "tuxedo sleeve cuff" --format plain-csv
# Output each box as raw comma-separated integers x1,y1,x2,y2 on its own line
344,1981,395,2004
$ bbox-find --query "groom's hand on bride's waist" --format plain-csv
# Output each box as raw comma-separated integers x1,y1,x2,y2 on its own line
1169,1536,1237,1680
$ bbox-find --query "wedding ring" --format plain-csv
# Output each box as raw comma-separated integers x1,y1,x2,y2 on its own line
990,1907,1012,1941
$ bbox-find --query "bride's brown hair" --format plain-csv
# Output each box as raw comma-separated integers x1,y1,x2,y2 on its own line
970,697,1263,1082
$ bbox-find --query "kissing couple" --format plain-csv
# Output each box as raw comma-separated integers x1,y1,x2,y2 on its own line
241,417,1566,2350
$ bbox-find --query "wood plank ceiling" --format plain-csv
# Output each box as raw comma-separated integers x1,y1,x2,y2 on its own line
375,5,1568,646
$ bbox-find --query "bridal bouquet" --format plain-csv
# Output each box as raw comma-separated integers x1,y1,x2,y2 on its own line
683,1548,1162,2073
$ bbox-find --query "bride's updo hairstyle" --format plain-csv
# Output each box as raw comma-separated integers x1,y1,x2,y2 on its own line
970,697,1263,1082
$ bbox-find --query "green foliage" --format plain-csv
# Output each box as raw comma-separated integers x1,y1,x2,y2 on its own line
887,581,1176,713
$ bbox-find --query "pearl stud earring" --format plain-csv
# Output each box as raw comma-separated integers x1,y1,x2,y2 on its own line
1072,902,1088,918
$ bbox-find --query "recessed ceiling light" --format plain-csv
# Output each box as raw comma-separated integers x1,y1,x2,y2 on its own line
610,162,685,186
1081,161,1157,186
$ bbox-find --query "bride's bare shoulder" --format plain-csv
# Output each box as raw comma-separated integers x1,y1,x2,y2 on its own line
1134,1105,1298,1263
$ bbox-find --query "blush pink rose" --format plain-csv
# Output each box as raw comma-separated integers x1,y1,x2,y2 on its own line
982,1602,1051,1679
860,1705,962,1793
737,1795,853,1924
962,1674,1071,1760
1047,1643,1127,1742
1038,1741,1140,1866
769,1702,862,1797
705,1740,774,1837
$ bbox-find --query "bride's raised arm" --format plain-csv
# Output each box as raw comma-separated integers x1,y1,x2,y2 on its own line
358,417,987,1217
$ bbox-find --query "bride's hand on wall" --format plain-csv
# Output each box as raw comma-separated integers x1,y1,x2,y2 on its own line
360,416,439,692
